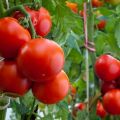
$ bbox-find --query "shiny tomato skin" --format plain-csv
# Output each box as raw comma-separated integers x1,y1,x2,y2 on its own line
0,17,31,59
35,16,52,37
66,1,78,13
92,0,103,7
103,89,120,115
0,61,31,96
17,38,64,82
38,7,51,19
96,100,107,118
94,54,120,81
32,71,69,104
97,20,106,30
101,80,117,95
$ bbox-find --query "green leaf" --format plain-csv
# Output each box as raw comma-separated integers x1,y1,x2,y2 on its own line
66,34,81,53
115,22,120,48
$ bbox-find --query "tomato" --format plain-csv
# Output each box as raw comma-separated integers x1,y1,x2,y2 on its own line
32,71,69,104
66,1,78,13
0,17,31,59
105,0,120,5
17,38,64,82
13,7,52,37
0,61,31,96
97,20,106,30
103,89,120,115
79,10,84,17
101,80,117,95
92,0,104,7
69,84,76,97
96,100,107,118
35,16,52,37
75,103,86,111
94,54,120,81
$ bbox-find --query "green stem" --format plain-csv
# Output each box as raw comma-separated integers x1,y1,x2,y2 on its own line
5,5,36,38
0,0,5,18
0,109,6,120
27,98,36,120
87,0,99,95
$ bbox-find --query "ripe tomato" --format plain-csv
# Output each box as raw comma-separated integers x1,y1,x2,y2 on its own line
94,54,120,81
0,61,31,96
79,10,84,17
0,17,31,59
97,20,106,30
75,103,86,111
103,89,120,115
96,100,107,118
66,1,78,13
13,7,52,37
92,0,103,7
17,38,64,82
69,84,76,96
35,16,52,37
101,80,116,95
32,71,69,104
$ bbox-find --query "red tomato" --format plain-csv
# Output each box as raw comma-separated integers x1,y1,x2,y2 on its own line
0,17,31,59
35,16,52,37
101,80,117,95
32,71,69,104
92,0,104,7
0,61,31,96
96,100,107,118
17,38,64,82
94,54,120,81
13,7,52,37
103,89,120,115
75,103,86,110
79,10,84,17
69,84,76,96
66,1,78,13
97,20,106,30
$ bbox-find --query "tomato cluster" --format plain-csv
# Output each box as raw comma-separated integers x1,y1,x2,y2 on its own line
13,6,52,37
0,6,69,105
95,54,120,115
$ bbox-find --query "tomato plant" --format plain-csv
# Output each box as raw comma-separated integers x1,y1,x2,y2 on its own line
0,0,120,119
0,17,31,59
32,71,69,104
